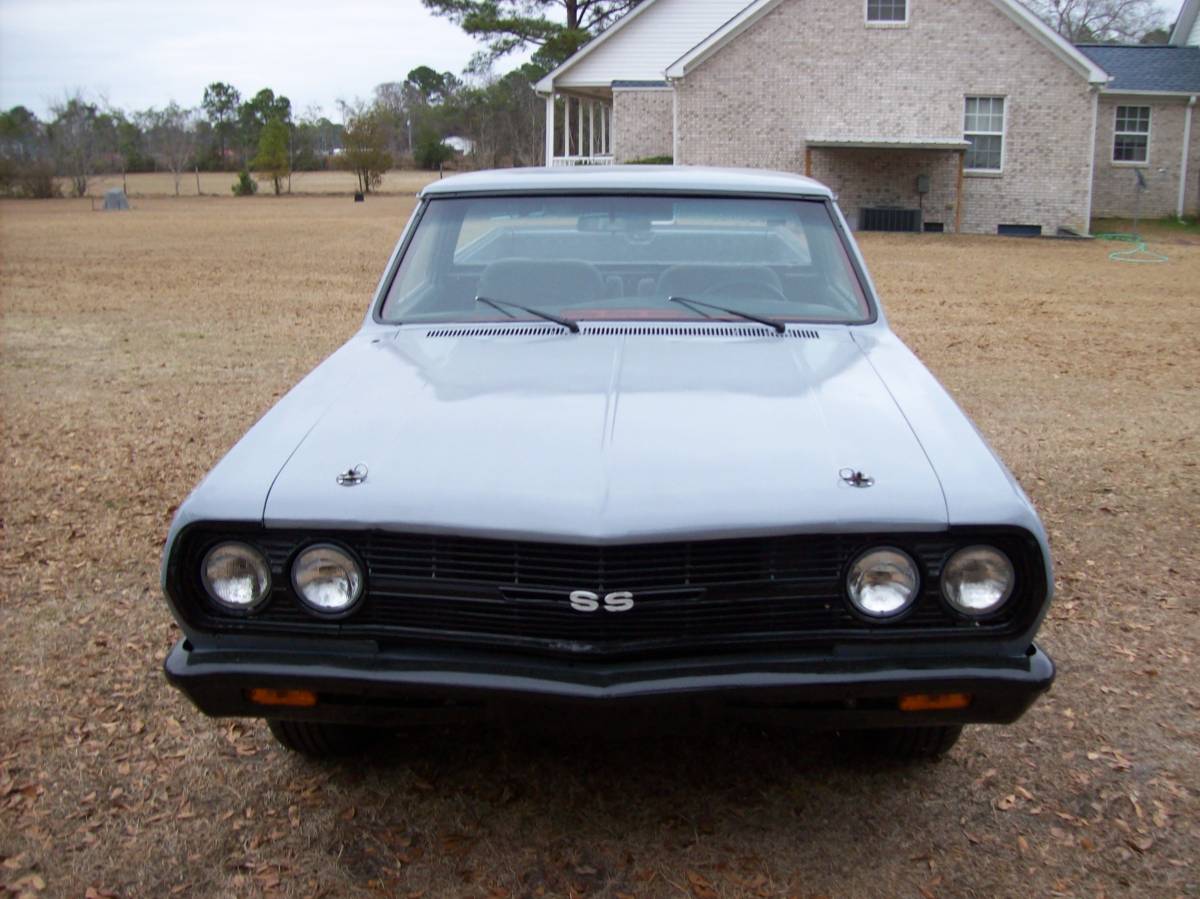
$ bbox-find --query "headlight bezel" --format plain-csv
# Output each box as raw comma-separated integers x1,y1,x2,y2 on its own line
199,540,273,614
939,544,1017,619
290,541,367,619
844,545,923,622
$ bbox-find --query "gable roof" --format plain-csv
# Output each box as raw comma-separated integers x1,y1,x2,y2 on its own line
663,0,1109,83
535,0,751,93
1076,44,1200,92
1171,0,1199,45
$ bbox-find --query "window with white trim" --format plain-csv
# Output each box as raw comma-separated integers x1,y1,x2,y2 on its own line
964,96,1004,172
1113,106,1150,163
866,0,907,23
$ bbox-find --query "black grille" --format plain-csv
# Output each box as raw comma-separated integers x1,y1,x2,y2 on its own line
173,529,1044,658
859,208,922,232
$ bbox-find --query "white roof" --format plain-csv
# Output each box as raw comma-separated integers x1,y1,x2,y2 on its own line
536,0,751,92
420,165,834,198
807,137,971,150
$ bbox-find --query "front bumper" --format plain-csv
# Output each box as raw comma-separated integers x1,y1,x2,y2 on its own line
164,637,1055,729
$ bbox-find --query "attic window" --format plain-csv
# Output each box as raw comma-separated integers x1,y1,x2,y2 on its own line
866,0,907,23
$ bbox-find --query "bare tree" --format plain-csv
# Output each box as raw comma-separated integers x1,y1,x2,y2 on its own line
337,101,393,194
142,103,198,196
1021,0,1164,42
48,91,106,197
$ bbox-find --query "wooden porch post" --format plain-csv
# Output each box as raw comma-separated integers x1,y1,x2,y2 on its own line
955,150,965,233
804,146,812,177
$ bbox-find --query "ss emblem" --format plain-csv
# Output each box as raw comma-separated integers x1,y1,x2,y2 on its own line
569,590,634,612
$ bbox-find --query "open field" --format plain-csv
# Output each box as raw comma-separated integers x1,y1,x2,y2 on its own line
1,196,1198,898
70,169,441,198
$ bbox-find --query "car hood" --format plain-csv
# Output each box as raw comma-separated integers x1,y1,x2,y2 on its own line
258,326,948,542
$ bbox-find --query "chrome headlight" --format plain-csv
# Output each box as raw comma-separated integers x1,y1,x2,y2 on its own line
846,547,920,619
292,544,364,616
201,542,272,612
942,546,1015,616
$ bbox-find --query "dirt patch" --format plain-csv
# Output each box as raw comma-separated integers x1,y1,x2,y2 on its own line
1,198,1197,898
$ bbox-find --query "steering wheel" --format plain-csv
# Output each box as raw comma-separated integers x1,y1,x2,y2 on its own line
702,280,789,302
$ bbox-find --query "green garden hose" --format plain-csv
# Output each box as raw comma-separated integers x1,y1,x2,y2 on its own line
1093,232,1168,264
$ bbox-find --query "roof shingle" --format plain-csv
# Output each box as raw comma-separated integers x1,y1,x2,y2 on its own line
1076,44,1200,92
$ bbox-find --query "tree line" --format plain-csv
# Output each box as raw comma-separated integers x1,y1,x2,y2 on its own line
0,67,548,199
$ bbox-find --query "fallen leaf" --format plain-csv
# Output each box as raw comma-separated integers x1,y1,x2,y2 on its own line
1126,835,1153,853
686,871,717,899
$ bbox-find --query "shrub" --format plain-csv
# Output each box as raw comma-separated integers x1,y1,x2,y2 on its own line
414,131,454,171
627,155,673,165
231,170,258,196
19,163,58,198
0,159,59,198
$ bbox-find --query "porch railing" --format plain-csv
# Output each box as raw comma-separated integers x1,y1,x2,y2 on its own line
549,155,616,167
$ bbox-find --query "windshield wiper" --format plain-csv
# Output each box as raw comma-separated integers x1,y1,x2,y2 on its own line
475,295,580,333
667,296,786,334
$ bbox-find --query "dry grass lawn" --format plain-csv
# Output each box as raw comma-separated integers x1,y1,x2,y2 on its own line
1,195,1198,898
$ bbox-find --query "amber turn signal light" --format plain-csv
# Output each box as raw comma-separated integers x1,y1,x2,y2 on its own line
898,692,971,711
247,687,318,708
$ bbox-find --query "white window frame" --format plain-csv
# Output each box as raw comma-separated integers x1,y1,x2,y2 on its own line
1112,105,1151,165
865,0,908,26
963,95,1006,175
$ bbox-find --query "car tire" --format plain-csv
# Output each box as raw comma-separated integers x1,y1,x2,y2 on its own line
266,718,381,757
858,725,963,760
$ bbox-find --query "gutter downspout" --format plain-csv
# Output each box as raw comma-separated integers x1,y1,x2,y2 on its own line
1084,86,1100,234
1179,95,1196,221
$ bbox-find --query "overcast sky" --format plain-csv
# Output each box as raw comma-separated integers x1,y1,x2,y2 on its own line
0,0,502,120
0,0,1186,121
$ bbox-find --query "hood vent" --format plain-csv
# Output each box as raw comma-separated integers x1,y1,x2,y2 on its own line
424,324,820,339
425,325,565,338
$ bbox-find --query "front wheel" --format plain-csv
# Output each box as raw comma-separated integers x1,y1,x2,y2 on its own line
267,719,382,758
856,725,963,760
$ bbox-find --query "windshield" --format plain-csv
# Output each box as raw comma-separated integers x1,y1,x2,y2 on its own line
379,194,871,325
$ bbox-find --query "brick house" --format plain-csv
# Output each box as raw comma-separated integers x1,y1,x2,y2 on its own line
535,0,1200,234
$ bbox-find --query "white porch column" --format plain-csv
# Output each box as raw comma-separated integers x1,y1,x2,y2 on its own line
589,102,595,157
672,87,679,164
562,96,570,158
577,101,584,157
544,94,555,165
1179,96,1196,220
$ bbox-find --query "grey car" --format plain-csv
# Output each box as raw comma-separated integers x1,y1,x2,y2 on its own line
162,166,1054,758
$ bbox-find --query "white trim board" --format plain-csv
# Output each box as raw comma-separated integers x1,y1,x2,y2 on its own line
535,0,665,94
1170,0,1199,45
